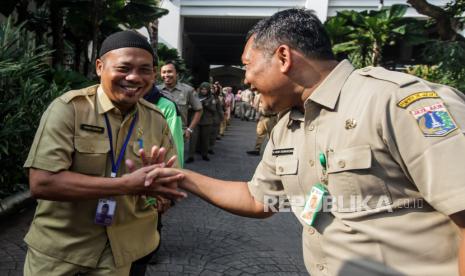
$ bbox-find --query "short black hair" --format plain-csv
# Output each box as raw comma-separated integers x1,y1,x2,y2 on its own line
247,9,334,60
163,60,178,72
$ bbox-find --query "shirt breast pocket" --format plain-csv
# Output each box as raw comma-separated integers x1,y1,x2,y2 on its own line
129,140,145,168
72,137,110,176
129,138,164,168
327,145,392,212
175,93,187,106
276,156,304,206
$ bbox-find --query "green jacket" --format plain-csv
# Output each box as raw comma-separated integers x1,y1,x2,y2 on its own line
145,86,184,167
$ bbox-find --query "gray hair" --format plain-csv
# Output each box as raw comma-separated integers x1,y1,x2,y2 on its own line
247,9,334,60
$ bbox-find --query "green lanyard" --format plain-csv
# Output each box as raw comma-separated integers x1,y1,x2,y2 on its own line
319,152,328,184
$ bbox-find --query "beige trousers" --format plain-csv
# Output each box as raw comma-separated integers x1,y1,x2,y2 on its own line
24,244,131,276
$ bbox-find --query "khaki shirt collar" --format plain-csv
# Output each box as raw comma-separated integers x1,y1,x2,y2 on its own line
97,85,115,114
306,59,354,110
160,82,181,92
97,85,137,116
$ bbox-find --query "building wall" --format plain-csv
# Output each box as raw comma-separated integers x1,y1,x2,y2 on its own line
158,0,449,56
327,0,446,17
159,0,183,50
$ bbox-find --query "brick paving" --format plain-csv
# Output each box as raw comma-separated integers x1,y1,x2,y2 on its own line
0,118,307,275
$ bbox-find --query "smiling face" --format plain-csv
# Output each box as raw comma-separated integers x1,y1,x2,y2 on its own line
96,47,155,111
160,63,178,89
241,36,296,113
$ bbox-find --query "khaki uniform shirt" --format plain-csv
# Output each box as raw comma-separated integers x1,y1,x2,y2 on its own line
241,89,254,104
256,94,276,117
157,82,202,127
24,85,177,268
248,60,465,276
198,95,218,126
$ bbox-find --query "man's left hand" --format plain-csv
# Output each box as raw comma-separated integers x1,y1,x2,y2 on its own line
184,129,192,140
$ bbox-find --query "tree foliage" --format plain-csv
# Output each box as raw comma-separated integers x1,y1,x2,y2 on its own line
407,40,465,92
0,18,93,198
0,0,168,77
406,0,465,92
157,43,193,85
325,4,426,67
407,0,465,41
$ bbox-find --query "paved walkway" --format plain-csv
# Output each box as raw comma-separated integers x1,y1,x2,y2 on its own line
0,118,307,276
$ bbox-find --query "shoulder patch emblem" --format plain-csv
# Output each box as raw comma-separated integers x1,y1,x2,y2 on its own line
410,102,457,137
397,91,439,108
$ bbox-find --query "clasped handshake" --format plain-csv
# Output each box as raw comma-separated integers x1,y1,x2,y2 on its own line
123,146,187,201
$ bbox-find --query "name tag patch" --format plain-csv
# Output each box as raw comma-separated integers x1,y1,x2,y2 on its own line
397,91,439,108
272,148,294,156
410,102,457,137
80,124,105,133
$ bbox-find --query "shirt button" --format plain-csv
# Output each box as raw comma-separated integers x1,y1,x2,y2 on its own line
308,228,315,234
90,146,95,152
309,124,315,131
309,160,314,167
278,167,284,172
338,160,346,168
317,264,325,271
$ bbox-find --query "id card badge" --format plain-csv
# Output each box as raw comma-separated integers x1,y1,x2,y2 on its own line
300,183,327,226
94,198,116,226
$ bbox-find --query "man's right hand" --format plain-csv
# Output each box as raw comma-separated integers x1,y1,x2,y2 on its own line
123,162,186,200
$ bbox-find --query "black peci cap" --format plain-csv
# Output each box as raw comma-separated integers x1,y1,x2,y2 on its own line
99,30,157,64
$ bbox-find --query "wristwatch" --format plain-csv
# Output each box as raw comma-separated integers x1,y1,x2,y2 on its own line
186,127,194,133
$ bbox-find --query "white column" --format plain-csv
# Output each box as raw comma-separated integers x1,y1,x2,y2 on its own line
158,0,182,51
305,0,329,22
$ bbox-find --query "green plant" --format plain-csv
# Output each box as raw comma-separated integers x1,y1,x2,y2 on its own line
1,0,168,76
0,17,74,198
422,40,465,92
326,5,427,67
405,64,441,81
52,66,95,90
157,43,193,85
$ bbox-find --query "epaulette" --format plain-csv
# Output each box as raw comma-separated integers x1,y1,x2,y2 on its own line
59,85,98,103
160,90,176,101
139,98,164,116
180,82,194,90
357,66,419,88
160,94,182,116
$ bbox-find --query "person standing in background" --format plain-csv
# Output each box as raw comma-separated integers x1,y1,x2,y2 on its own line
219,86,233,136
144,84,184,167
209,82,224,153
240,88,253,121
186,82,217,163
250,90,260,121
234,90,243,118
246,93,278,156
158,61,202,164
